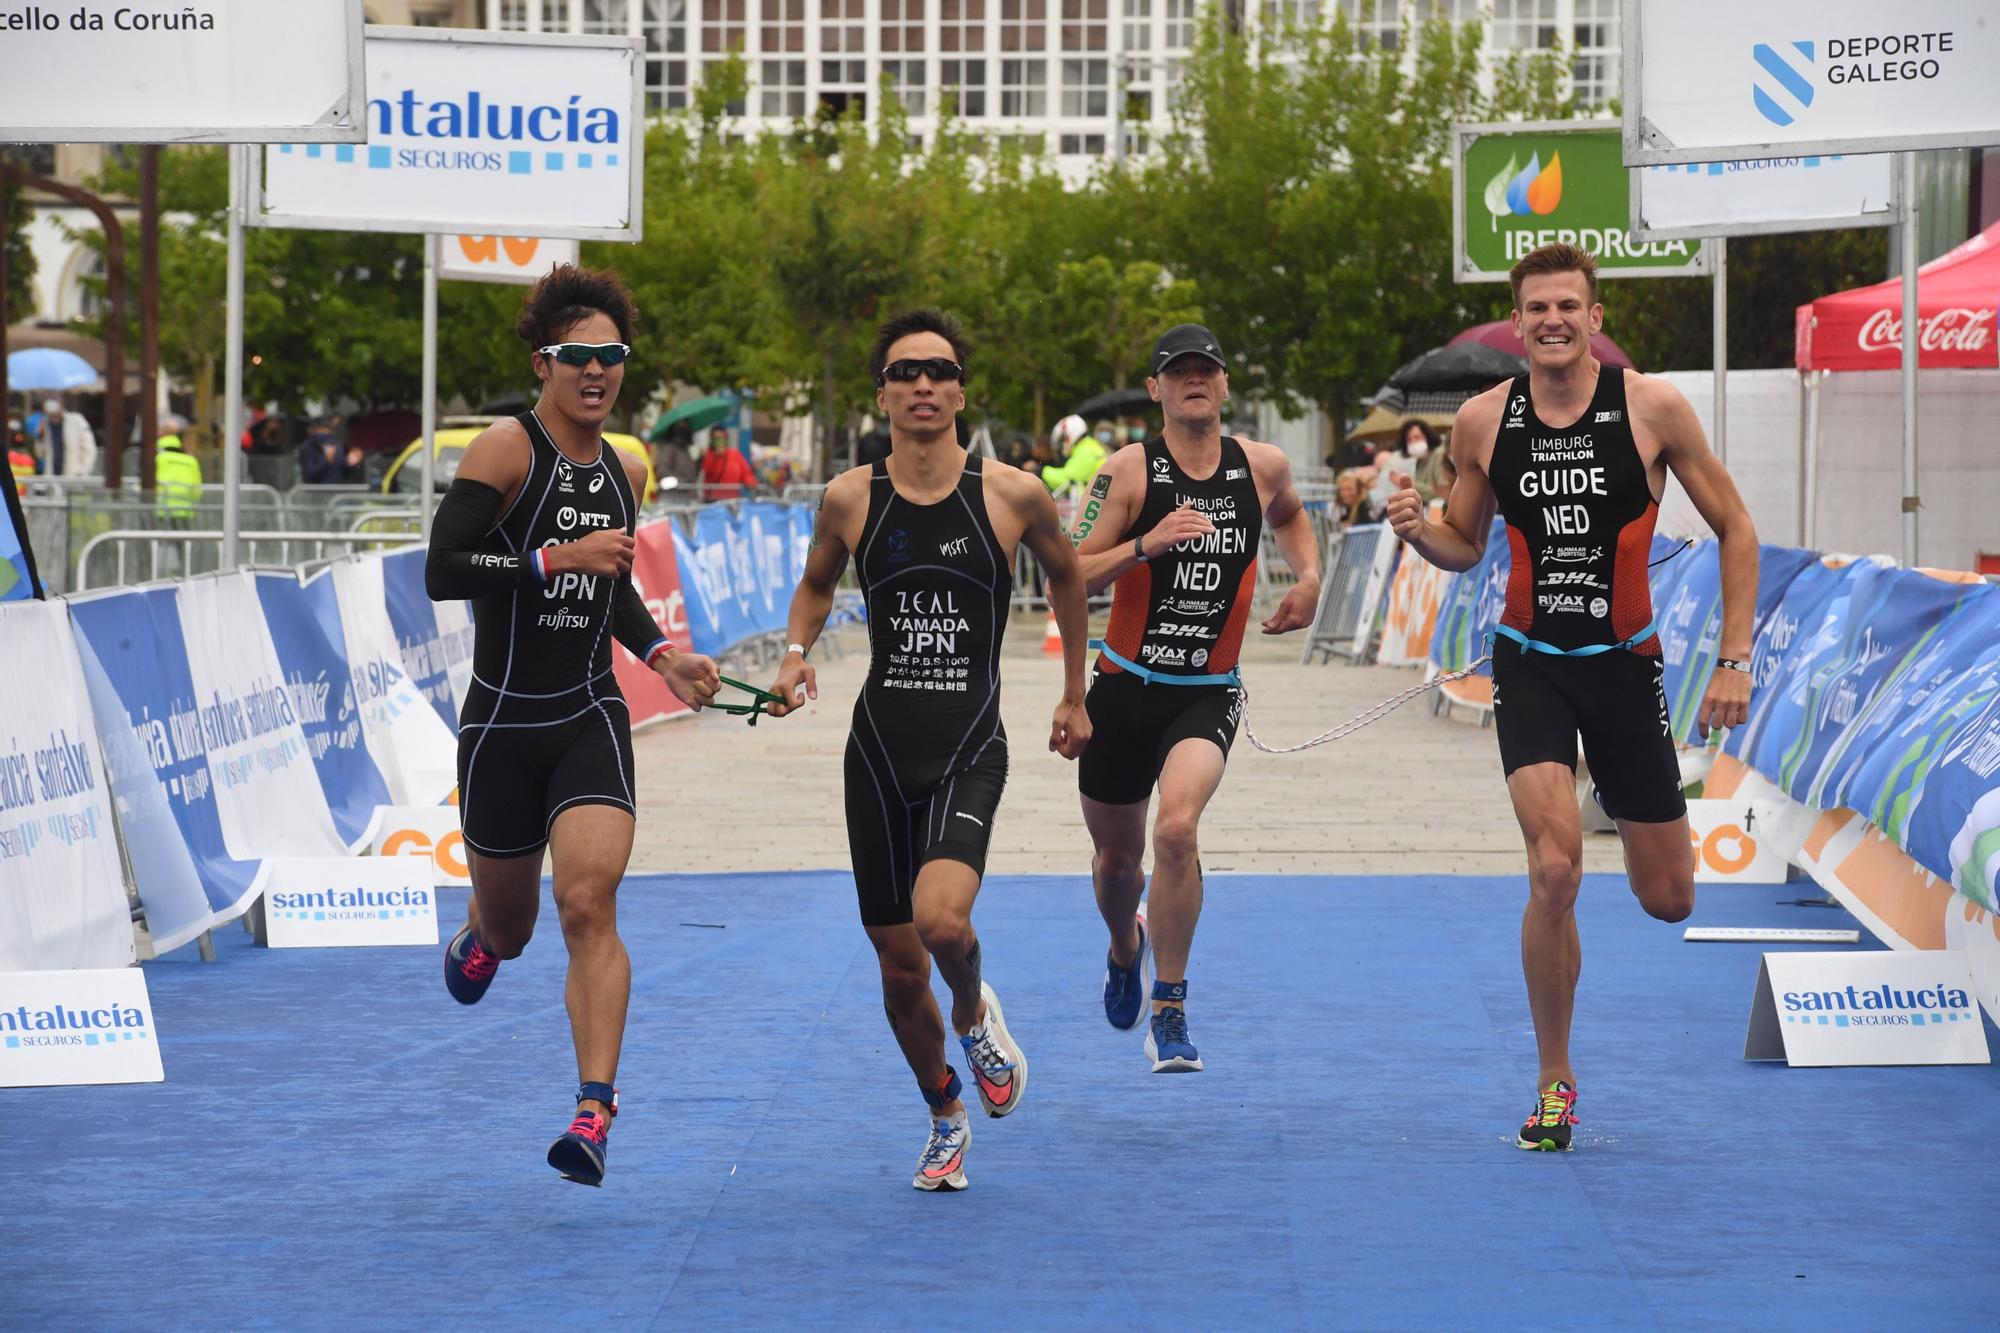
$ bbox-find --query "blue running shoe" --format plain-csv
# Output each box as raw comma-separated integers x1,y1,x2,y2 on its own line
1143,980,1203,1073
548,1083,617,1186
443,922,499,1006
1102,909,1150,1031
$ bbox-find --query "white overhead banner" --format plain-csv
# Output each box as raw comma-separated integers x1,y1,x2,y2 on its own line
0,0,364,144
252,26,643,241
1632,154,1898,241
439,235,581,286
1623,0,2000,165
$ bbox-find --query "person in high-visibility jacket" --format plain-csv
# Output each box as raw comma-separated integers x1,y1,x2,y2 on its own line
1035,413,1108,498
155,417,204,521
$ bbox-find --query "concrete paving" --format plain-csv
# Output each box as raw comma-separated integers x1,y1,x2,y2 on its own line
630,611,1633,882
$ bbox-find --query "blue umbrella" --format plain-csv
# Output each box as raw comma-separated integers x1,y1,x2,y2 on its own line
7,347,100,391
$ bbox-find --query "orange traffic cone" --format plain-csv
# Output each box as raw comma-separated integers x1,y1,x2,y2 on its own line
1041,608,1063,655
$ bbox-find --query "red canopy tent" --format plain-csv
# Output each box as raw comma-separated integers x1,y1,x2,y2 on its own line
1795,219,2000,372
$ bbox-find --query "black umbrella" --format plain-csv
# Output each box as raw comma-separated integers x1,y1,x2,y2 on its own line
1071,387,1157,420
1383,342,1526,393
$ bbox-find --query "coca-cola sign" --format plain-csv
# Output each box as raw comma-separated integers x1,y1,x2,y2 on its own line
1855,306,1996,354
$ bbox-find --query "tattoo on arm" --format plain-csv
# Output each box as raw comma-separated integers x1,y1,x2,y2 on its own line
1069,471,1113,547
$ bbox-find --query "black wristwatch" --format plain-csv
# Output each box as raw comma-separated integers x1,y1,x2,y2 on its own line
1716,658,1751,674
1133,536,1149,563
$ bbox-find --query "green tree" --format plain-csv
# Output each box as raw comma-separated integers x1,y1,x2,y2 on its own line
1,174,36,320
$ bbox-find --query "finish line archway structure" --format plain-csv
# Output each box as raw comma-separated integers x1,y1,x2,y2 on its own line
1620,0,2000,566
236,24,645,562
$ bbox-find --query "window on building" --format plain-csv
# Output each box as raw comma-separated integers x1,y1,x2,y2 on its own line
643,0,687,51
1162,0,1194,51
537,0,572,26
757,0,801,49
648,57,691,110
1000,57,1048,116
942,0,985,51
1060,58,1108,116
882,0,926,52
1410,0,1481,18
1490,0,1558,50
1570,0,1619,108
1058,133,1107,154
495,0,529,26
761,57,808,115
1121,0,1150,52
882,59,930,114
704,0,747,50
1001,0,1047,52
941,58,989,115
1061,0,1106,51
820,0,865,55
581,0,630,31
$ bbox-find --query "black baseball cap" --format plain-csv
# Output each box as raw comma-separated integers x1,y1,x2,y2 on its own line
1150,324,1227,375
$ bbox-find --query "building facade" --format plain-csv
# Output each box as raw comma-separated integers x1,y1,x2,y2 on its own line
482,0,1622,173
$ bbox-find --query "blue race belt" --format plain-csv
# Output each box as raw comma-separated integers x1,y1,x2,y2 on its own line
1491,619,1658,657
1091,639,1243,687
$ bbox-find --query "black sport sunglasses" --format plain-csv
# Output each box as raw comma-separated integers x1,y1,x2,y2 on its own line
538,342,633,368
876,357,964,387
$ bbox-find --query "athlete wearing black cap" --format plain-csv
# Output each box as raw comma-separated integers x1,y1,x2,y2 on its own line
1387,243,1758,1151
1067,322,1322,1073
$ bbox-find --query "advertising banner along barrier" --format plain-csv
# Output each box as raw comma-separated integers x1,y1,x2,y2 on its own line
253,26,644,241
0,601,133,973
67,588,267,929
380,548,467,733
1427,518,1510,676
609,519,695,728
329,554,458,809
253,572,395,850
0,0,364,144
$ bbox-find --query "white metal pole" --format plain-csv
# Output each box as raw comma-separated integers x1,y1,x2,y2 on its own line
221,145,246,571
1711,235,1727,466
1803,370,1822,550
1898,152,1920,568
421,233,439,536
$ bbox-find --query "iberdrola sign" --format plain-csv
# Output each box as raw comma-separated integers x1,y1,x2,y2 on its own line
1453,120,1710,283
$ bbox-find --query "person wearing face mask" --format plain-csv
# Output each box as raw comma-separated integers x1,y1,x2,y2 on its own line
1402,419,1450,506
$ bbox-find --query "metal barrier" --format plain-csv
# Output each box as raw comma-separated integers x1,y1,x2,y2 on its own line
19,497,71,595
1300,522,1397,664
348,508,422,536
74,529,416,591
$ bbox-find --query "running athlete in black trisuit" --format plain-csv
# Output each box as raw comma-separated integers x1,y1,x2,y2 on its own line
1387,243,1757,1151
1068,324,1321,1073
424,266,721,1186
766,309,1091,1192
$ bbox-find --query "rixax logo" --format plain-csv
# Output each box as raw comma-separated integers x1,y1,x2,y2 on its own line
278,87,625,178
1482,151,1562,227
1753,41,1816,128
0,1001,151,1050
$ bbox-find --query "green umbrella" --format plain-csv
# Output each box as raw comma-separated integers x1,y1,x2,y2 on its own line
647,394,736,442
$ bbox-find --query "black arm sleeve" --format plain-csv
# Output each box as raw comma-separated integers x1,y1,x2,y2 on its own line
611,576,671,662
424,478,537,601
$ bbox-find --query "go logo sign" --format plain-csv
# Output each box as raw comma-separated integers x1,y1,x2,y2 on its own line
1684,799,1788,883
373,808,472,885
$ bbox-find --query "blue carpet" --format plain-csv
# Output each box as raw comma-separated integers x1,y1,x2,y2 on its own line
2,871,1994,1330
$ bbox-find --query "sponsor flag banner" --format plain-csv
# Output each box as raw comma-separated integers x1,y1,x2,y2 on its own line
0,491,37,602
262,857,440,949
1653,542,1722,744
672,521,726,659
1944,899,2000,1024
1686,799,1791,883
176,575,349,865
430,593,476,719
373,806,471,887
330,554,458,807
1724,559,1865,780
1429,518,1510,677
1455,121,1708,282
743,501,796,624
788,503,814,586
0,601,132,972
253,572,395,851
1377,550,1452,667
693,504,759,650
0,968,163,1087
1745,949,1989,1066
380,548,462,732
610,519,694,727
68,589,265,925
439,235,579,284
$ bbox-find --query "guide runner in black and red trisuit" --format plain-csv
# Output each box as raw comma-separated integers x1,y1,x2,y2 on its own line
764,308,1092,1192
1066,323,1322,1074
425,265,722,1186
1387,242,1759,1150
